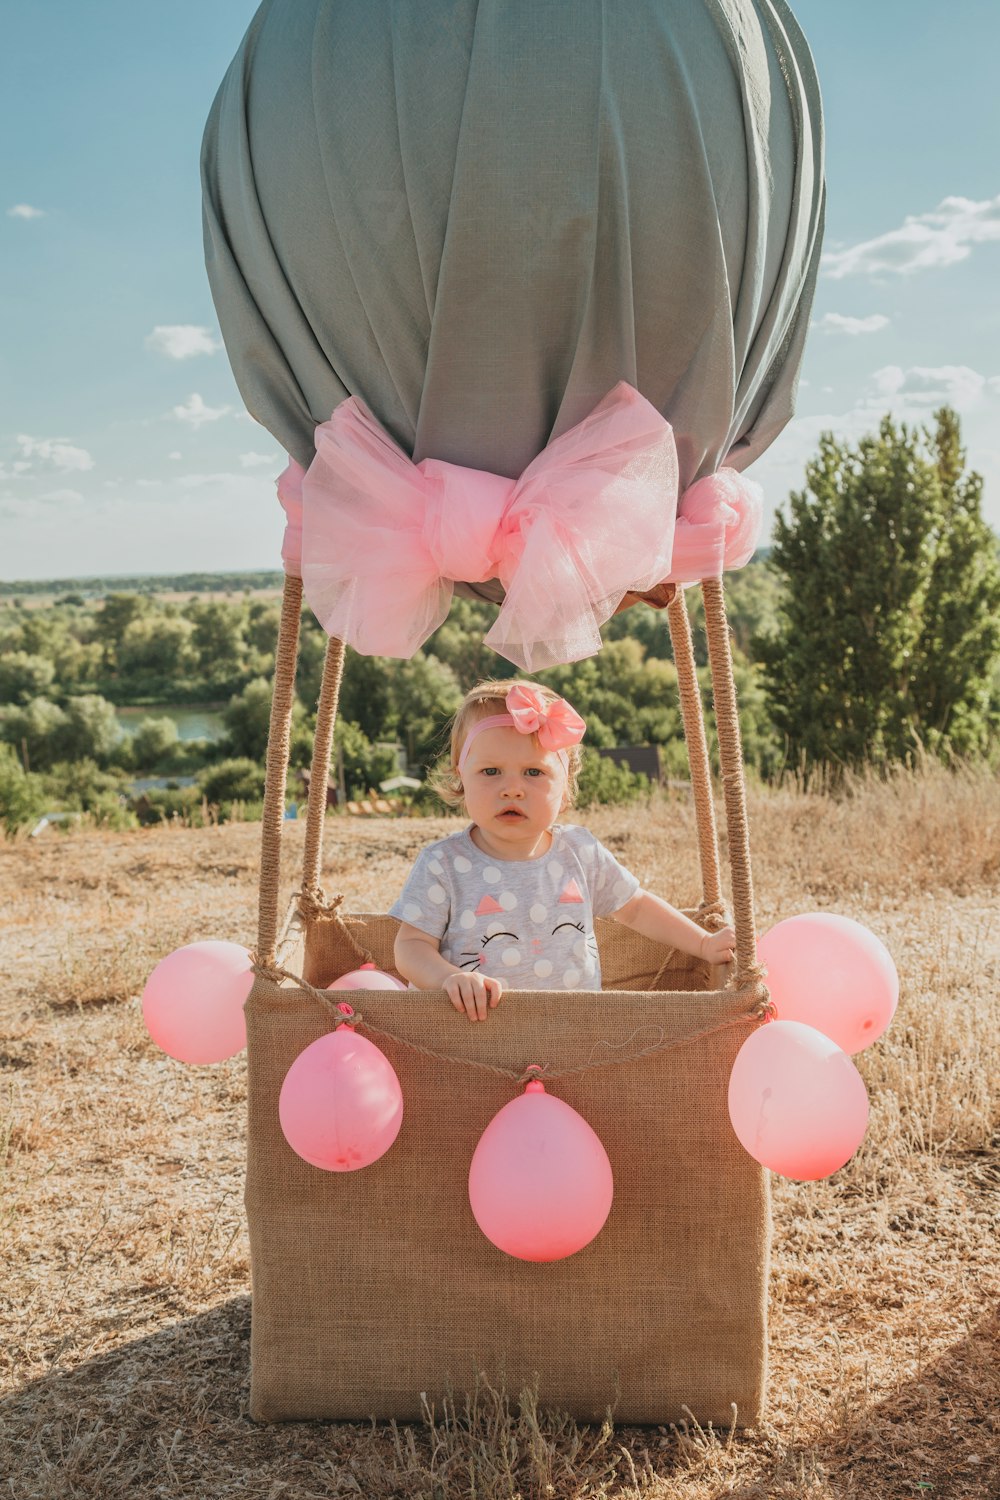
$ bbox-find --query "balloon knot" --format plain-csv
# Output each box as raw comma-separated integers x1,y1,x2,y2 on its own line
518,1062,550,1086
332,1003,363,1029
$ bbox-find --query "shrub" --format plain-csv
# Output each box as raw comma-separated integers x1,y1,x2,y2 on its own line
576,749,651,808
130,715,180,770
197,756,266,804
0,743,46,837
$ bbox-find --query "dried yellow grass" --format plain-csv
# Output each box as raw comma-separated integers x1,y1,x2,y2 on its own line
1,761,998,1498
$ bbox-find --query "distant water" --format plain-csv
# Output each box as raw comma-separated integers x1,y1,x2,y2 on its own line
115,705,226,742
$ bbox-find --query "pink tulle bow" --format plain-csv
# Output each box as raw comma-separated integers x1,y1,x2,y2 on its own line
279,382,764,670
289,381,679,671
663,469,764,585
504,684,586,750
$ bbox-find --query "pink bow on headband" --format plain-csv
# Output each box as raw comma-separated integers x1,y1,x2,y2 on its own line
278,381,762,672
457,686,586,774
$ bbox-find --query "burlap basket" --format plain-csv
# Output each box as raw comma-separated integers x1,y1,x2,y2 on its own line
246,578,772,1424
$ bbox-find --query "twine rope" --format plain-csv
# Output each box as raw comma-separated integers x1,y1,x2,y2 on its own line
701,577,759,982
666,589,722,907
301,636,346,899
250,957,773,1083
256,576,303,968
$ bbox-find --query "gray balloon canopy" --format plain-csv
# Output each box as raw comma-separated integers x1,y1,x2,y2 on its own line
202,0,824,601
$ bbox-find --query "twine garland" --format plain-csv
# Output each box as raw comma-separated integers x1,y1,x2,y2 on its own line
250,949,773,1085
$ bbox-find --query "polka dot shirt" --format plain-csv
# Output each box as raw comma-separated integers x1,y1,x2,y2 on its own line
389,825,640,990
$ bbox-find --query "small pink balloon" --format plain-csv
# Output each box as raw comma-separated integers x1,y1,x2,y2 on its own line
728,1019,869,1181
469,1079,613,1261
328,962,406,991
758,913,898,1053
141,940,251,1064
279,1022,403,1171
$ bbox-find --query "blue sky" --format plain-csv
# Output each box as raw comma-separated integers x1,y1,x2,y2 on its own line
2,0,998,581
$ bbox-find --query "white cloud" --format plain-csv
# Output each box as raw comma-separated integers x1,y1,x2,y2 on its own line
40,488,84,504
239,451,280,469
15,435,95,473
816,313,889,336
172,393,232,428
146,324,221,360
8,203,45,220
168,450,182,461
864,364,988,412
822,194,1000,279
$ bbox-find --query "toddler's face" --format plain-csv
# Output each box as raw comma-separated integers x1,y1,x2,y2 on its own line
459,724,566,853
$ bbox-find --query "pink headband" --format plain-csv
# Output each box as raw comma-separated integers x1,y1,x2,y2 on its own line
457,685,586,775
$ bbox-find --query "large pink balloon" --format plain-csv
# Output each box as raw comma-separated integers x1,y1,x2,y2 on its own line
758,913,898,1054
728,1019,869,1180
328,962,406,991
141,940,252,1064
279,1024,403,1171
469,1080,613,1261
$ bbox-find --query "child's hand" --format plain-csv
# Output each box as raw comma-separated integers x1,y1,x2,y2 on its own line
444,970,504,1022
700,925,736,966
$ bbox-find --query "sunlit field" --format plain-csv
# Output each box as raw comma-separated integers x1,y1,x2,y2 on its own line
2,760,998,1498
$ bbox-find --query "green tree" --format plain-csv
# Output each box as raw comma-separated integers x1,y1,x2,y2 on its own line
95,593,150,669
0,743,46,836
0,651,56,705
131,715,180,770
59,695,121,764
0,698,69,771
184,599,248,688
117,614,196,686
385,653,463,765
756,409,1000,768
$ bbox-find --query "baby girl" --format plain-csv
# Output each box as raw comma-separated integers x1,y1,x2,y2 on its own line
391,680,735,1021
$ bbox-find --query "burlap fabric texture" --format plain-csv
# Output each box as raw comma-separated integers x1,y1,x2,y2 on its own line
243,579,773,1425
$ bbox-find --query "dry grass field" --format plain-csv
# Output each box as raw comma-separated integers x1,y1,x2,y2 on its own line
2,760,998,1498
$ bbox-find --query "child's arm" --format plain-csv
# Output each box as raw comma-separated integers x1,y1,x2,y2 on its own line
611,889,735,966
394,921,504,1022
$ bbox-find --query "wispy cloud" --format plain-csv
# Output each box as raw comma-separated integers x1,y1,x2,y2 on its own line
239,451,280,469
15,435,95,473
146,324,221,360
171,393,232,428
40,488,84,504
816,313,890,336
865,364,990,412
7,203,45,220
822,194,1000,279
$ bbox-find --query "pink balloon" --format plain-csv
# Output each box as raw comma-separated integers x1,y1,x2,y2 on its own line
469,1080,613,1261
328,963,406,991
728,1019,869,1180
758,913,898,1054
279,1024,403,1171
141,940,251,1064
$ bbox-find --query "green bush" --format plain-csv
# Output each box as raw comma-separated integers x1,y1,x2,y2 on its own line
0,743,46,837
0,650,56,704
576,748,651,807
130,715,180,771
197,756,266,804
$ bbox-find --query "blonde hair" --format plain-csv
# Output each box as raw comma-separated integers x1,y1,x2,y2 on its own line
431,678,582,812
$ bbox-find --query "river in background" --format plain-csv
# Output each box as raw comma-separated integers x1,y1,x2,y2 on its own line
115,705,227,742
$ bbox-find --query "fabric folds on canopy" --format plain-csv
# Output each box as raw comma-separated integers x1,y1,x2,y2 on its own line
202,0,824,601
